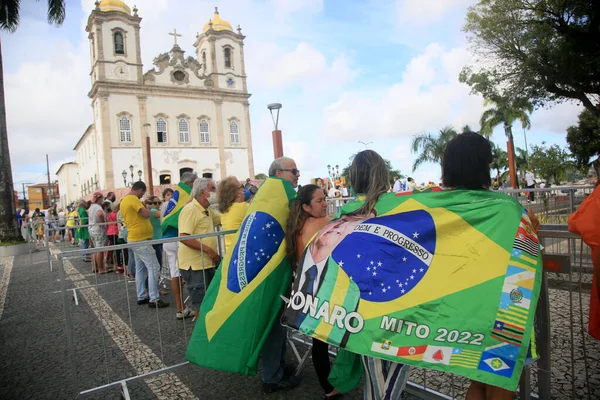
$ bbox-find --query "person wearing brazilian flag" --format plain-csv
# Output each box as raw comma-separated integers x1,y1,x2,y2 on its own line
185,156,302,394
283,133,540,399
162,171,198,320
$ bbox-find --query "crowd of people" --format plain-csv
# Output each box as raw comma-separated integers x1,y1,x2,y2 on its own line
18,130,595,399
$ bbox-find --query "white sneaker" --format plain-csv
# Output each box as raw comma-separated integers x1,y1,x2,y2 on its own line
176,308,194,320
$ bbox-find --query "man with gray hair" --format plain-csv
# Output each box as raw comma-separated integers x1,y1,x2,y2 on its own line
268,157,300,188
177,178,221,318
162,171,198,320
260,156,301,394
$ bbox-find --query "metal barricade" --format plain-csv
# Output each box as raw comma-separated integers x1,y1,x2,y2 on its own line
52,229,236,398
499,186,595,224
326,197,355,215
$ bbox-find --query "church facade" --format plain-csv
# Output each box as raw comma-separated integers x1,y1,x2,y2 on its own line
71,0,255,198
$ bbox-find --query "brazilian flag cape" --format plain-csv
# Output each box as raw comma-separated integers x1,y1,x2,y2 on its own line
186,177,296,374
161,182,191,235
282,189,542,391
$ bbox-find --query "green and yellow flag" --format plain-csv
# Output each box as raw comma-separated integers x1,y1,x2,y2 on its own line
283,189,542,391
186,177,297,374
161,182,191,235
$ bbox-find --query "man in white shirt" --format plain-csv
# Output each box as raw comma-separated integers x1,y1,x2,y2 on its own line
406,177,417,192
340,184,349,197
525,171,535,202
88,192,108,273
392,176,402,192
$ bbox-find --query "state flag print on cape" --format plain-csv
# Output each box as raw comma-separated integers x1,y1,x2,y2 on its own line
186,177,297,375
282,189,542,390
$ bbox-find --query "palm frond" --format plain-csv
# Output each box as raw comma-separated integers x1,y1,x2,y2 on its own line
0,0,21,32
45,0,66,25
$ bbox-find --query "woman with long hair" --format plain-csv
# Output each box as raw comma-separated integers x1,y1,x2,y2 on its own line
217,176,249,253
343,150,413,399
284,184,338,399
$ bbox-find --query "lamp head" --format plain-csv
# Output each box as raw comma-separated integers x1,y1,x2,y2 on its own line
122,170,127,179
129,165,134,172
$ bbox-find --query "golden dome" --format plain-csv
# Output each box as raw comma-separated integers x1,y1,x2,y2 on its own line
98,0,131,14
203,7,233,32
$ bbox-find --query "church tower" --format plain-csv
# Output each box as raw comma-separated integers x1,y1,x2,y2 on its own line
71,2,255,201
86,0,143,85
193,7,248,92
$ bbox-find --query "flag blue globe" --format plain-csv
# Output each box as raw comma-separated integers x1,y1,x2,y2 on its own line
331,210,436,302
227,212,284,293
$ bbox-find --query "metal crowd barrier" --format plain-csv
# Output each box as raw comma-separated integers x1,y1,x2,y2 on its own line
498,186,595,224
52,229,237,398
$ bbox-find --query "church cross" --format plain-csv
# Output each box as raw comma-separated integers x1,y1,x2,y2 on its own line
169,28,182,46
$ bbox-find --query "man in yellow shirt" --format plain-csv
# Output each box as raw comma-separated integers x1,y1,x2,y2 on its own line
178,178,221,317
120,181,169,308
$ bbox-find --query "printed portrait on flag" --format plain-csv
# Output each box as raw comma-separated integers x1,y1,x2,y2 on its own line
283,189,543,391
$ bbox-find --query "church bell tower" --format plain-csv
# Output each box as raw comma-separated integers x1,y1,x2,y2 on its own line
86,0,143,85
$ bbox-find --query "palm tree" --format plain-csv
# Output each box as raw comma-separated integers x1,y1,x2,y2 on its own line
479,98,533,188
0,1,65,241
515,147,529,183
411,126,458,172
490,143,508,184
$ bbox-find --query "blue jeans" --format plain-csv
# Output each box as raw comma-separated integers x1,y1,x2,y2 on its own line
132,244,160,303
128,248,136,275
81,239,90,260
261,307,288,384
153,244,163,270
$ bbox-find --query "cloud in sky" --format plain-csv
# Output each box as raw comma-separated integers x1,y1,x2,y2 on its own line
322,44,485,141
4,0,583,189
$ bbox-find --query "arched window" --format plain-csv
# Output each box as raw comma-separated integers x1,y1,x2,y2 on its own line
156,118,167,143
178,119,189,143
200,119,210,143
202,51,207,69
119,116,132,142
224,47,231,68
114,32,124,54
230,121,239,144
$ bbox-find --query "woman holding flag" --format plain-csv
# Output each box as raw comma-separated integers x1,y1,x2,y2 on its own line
285,184,340,399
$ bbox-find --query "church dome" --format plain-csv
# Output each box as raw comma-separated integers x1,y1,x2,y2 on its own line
98,0,131,14
202,7,233,32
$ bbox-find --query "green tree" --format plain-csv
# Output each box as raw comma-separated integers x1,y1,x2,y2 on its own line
341,156,404,187
479,97,532,187
490,143,508,183
410,126,458,172
515,147,529,183
254,173,268,180
528,142,571,185
0,1,66,242
460,0,600,117
566,109,600,178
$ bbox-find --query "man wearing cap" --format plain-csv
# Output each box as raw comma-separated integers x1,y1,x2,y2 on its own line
89,192,108,274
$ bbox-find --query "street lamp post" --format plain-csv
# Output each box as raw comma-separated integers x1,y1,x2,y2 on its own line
129,165,134,185
137,170,143,181
122,170,128,188
267,103,283,159
143,122,154,195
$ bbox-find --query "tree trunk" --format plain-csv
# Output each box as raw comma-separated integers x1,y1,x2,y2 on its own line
504,123,520,188
0,38,23,242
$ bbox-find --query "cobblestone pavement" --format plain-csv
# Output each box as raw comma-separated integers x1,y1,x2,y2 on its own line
0,245,598,400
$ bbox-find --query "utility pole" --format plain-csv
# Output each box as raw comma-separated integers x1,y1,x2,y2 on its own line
46,154,52,208
22,182,33,210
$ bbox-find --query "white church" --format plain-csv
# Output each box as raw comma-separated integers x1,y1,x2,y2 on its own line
57,0,256,205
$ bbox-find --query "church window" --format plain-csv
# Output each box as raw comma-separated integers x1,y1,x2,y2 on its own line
230,121,240,144
179,119,189,143
114,32,125,55
200,119,210,143
156,118,167,143
202,51,207,69
173,70,185,82
119,116,132,142
224,47,232,69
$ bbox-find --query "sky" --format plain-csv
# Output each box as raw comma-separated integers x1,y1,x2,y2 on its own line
3,0,583,196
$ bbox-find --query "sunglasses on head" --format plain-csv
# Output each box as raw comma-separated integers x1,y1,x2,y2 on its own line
149,201,161,205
